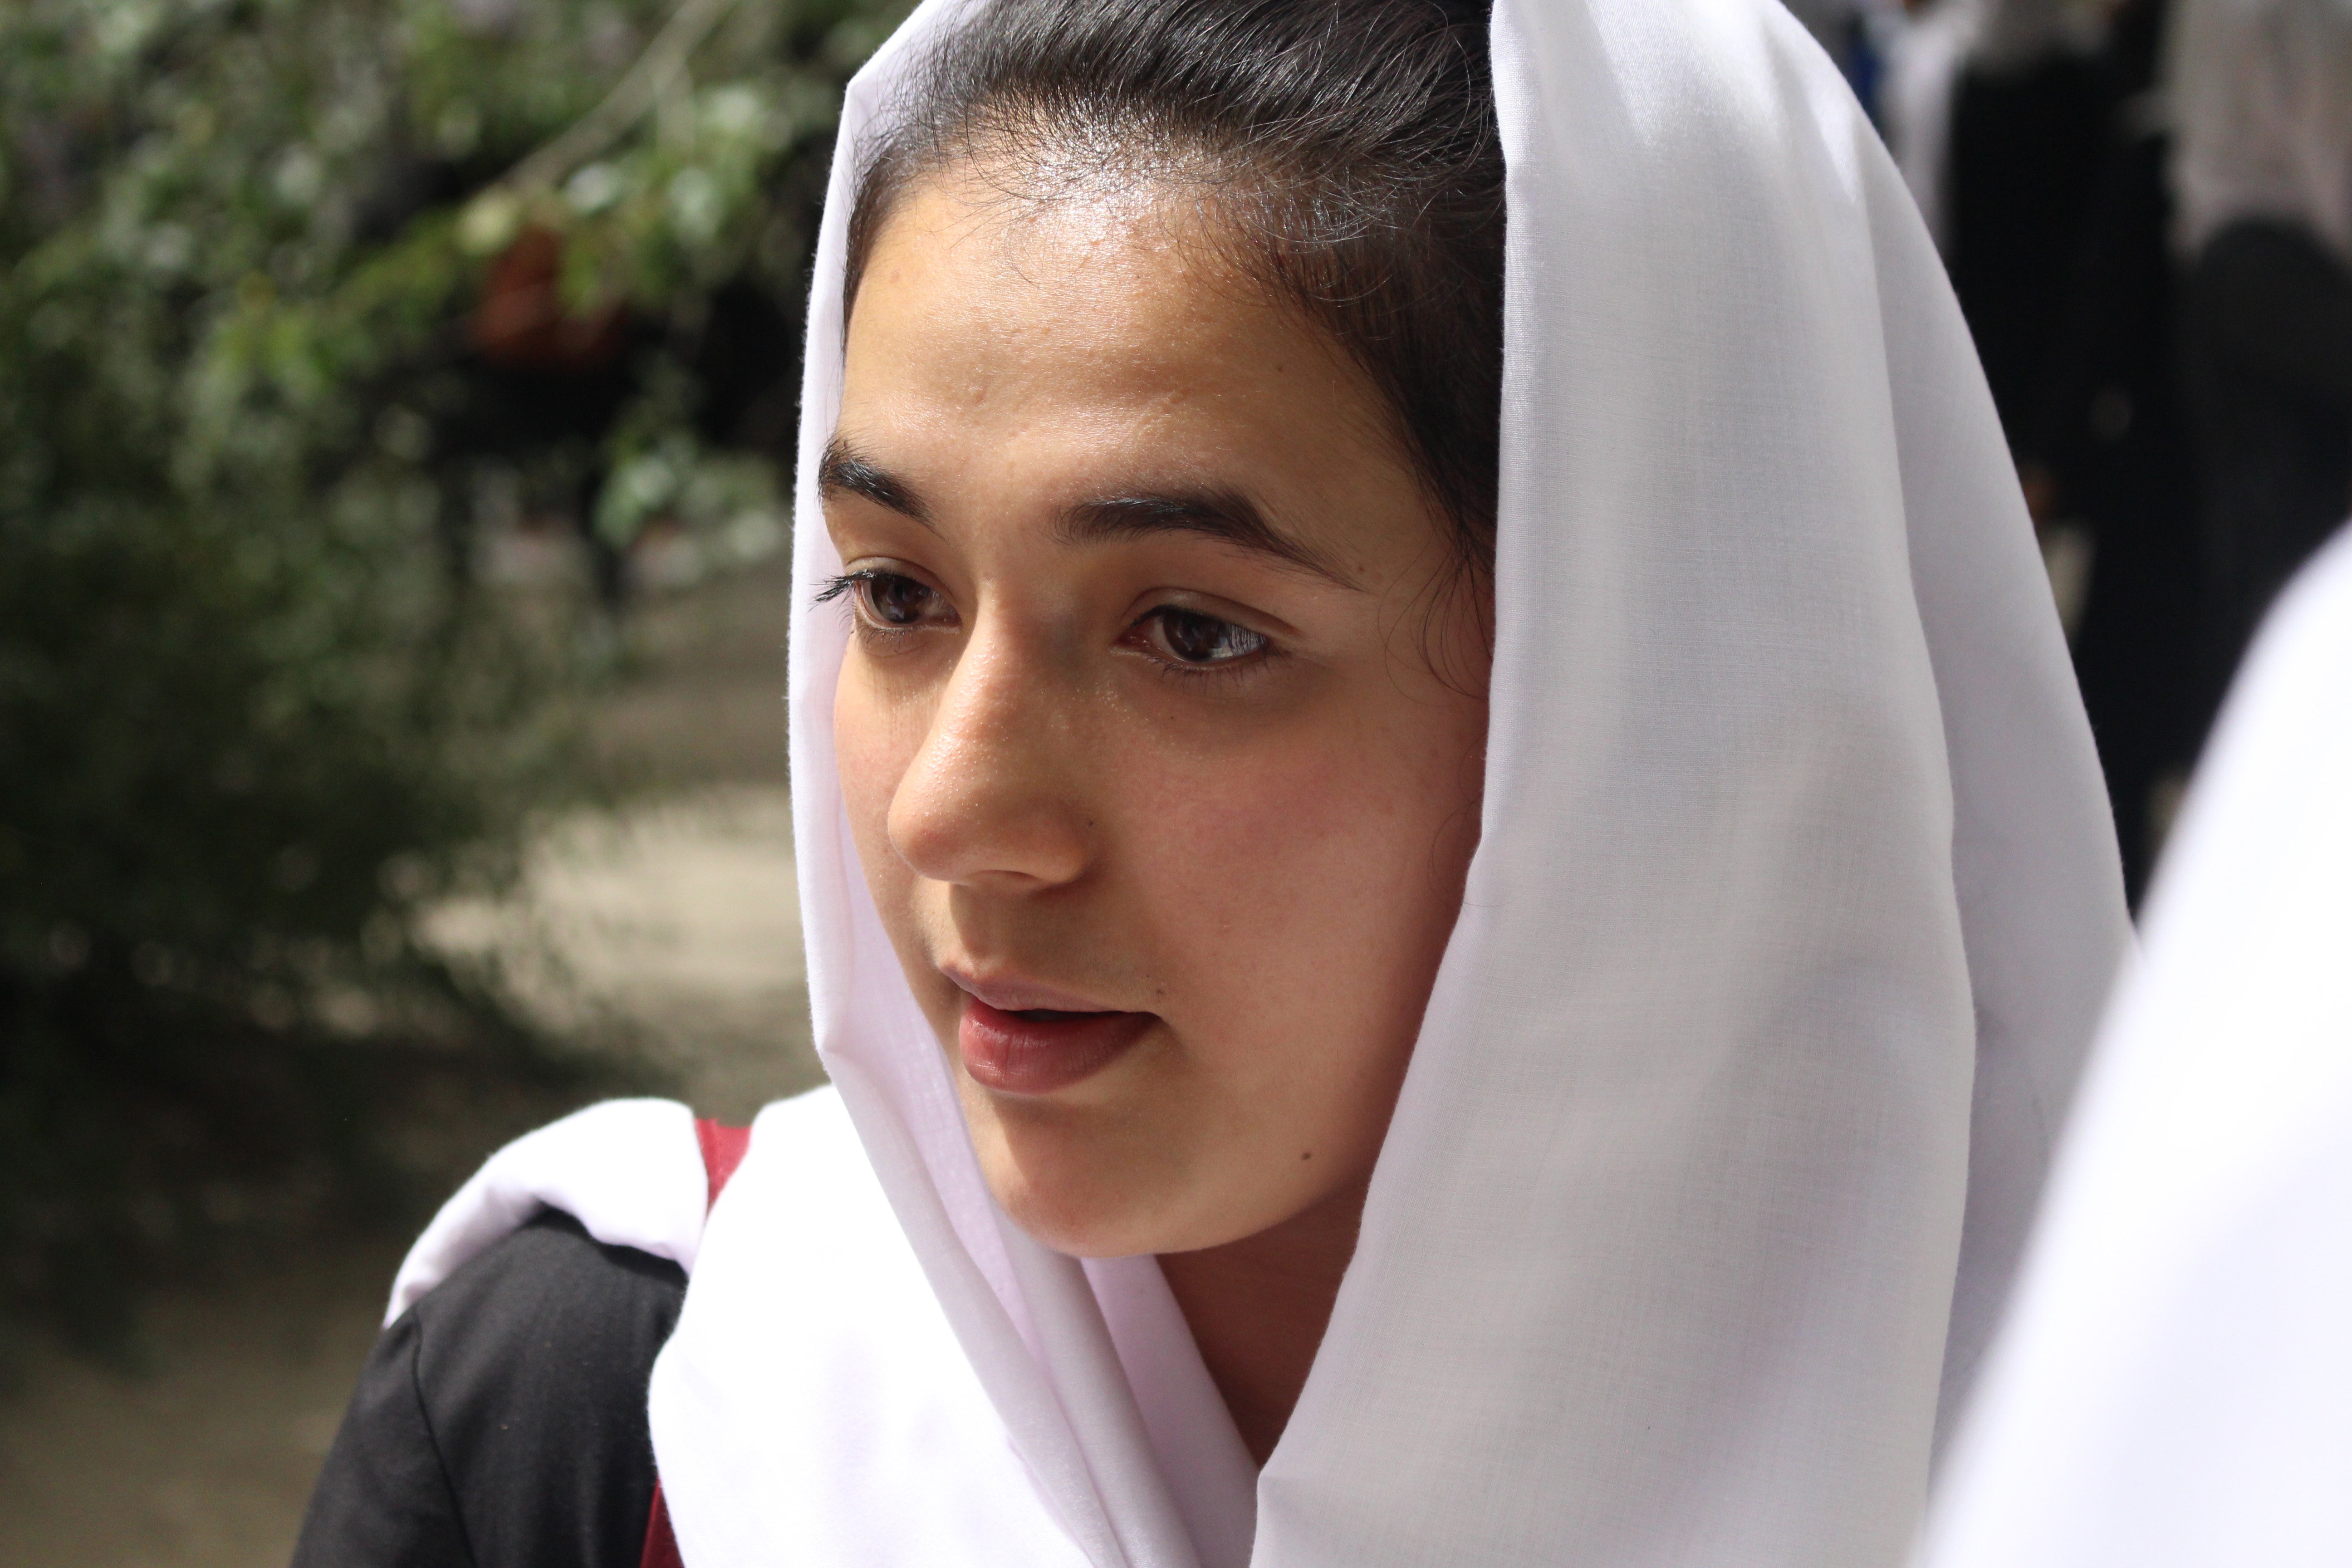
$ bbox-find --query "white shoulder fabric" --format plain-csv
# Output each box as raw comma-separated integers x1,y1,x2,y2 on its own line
638,1,2131,1566
1917,527,2352,1568
382,1096,706,1326
653,1088,1097,1566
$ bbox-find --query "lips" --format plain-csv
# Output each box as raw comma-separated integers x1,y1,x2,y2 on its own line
948,975,1153,1095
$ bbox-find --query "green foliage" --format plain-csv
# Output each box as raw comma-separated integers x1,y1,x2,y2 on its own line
0,0,898,1347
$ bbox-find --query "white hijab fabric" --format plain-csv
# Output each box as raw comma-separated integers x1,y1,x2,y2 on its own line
370,3,2124,1562
382,1097,706,1327
649,4,2132,1566
1917,527,2352,1568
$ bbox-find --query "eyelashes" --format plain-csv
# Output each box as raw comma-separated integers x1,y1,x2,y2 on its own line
1129,606,1270,669
818,568,1280,681
816,568,952,632
813,568,915,611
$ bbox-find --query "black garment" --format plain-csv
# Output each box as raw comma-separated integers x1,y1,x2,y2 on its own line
2019,0,2201,903
1946,49,2109,441
293,1210,681,1568
2181,219,2352,747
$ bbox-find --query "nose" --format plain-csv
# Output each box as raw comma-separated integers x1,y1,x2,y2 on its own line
886,623,1093,892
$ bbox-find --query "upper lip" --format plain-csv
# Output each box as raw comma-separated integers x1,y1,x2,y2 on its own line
938,965,1127,1015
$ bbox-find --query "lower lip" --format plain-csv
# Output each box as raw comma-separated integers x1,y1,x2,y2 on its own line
957,997,1153,1095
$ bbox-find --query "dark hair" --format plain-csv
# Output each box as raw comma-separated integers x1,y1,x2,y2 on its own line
844,0,1504,582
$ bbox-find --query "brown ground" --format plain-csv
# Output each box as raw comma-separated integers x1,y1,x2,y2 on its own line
0,557,818,1566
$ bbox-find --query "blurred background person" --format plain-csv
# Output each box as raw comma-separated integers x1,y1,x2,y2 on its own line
2006,0,2202,904
2171,0,2352,750
2018,0,2200,906
1944,0,2110,446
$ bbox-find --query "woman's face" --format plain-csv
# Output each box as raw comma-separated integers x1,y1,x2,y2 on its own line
828,170,1489,1259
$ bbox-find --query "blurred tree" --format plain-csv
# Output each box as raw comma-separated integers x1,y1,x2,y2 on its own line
0,0,900,1352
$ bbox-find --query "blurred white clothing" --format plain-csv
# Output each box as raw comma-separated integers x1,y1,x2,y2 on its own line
1885,1,1980,242
1919,524,2352,1568
2171,0,2352,264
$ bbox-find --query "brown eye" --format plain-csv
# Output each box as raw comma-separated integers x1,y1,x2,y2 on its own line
858,573,942,627
1147,608,1269,666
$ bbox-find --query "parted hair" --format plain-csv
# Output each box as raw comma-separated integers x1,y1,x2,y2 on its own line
844,0,1504,581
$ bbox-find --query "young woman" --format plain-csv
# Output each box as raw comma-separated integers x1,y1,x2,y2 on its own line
297,2,2128,1565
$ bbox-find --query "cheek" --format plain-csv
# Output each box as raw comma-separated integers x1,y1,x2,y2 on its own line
1122,693,1484,1075
834,659,922,916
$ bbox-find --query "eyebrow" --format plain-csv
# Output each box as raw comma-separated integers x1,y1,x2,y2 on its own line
818,438,931,525
1059,492,1353,586
818,436,1356,588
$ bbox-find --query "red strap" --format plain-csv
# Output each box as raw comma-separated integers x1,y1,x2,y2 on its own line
641,1118,749,1568
694,1118,752,1212
639,1484,686,1568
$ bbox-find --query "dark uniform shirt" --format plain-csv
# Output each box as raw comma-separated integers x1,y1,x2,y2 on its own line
293,1210,682,1568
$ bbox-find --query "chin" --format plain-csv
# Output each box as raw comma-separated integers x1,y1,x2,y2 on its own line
980,1141,1158,1258
998,1195,1148,1259
972,1112,1207,1259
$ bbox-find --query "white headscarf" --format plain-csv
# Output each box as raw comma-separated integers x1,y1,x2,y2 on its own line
391,2,2127,1564
1917,525,2352,1568
651,0,2127,1563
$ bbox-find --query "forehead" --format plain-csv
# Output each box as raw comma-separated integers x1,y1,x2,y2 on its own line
841,170,1381,449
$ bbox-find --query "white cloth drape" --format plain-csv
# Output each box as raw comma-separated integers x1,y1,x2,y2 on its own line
1917,526,2352,1568
389,2,2127,1564
383,1098,705,1325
